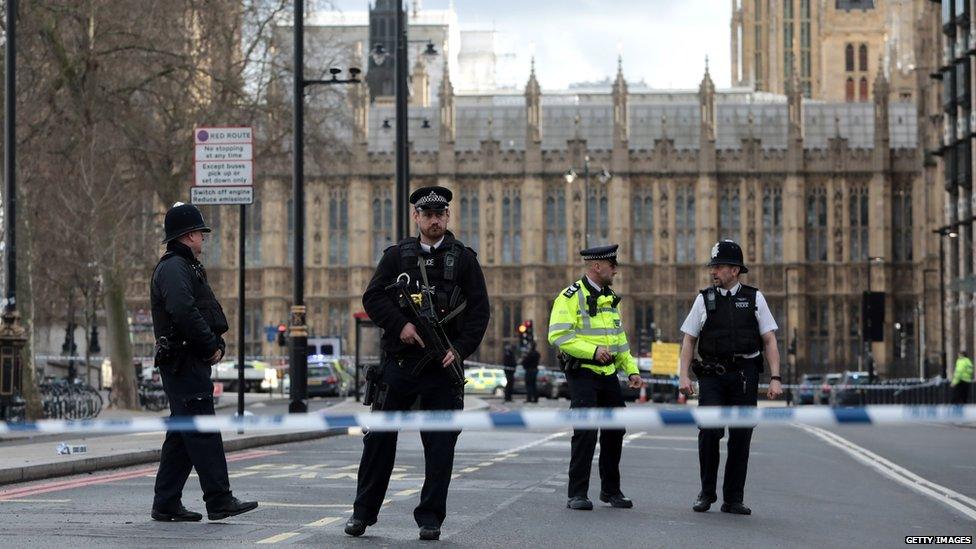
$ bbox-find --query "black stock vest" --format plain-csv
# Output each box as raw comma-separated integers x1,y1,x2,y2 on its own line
396,236,467,332
696,284,763,364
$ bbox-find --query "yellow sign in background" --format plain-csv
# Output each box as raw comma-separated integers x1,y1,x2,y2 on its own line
650,342,680,376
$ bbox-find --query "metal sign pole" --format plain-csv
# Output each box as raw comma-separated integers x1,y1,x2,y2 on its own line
238,204,246,428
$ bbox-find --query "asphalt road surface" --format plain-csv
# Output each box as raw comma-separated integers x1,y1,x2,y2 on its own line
0,398,973,548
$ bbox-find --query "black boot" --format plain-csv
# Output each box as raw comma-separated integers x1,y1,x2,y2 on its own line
692,493,717,512
419,526,441,540
151,504,203,522
566,496,593,510
599,492,634,509
720,502,752,515
206,497,258,521
345,517,376,537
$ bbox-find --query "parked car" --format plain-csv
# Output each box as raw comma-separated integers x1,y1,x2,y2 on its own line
465,367,507,396
211,360,267,393
511,366,556,399
307,362,346,397
548,370,569,399
795,373,824,405
831,371,874,406
819,373,843,404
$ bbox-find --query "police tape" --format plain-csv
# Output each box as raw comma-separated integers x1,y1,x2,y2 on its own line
0,405,973,434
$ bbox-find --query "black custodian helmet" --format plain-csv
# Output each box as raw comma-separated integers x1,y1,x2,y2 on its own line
707,240,748,273
162,202,211,243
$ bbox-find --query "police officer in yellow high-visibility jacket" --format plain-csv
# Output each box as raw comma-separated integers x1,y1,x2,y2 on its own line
548,244,643,511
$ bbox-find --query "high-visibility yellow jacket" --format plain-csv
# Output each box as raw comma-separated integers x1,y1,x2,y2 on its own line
953,355,974,385
547,277,639,377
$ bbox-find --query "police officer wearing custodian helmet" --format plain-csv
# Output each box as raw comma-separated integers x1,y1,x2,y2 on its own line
678,240,783,515
150,203,257,522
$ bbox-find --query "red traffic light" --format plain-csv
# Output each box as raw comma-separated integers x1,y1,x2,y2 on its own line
277,323,287,333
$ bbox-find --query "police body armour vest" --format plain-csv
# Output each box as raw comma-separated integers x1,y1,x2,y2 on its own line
397,237,466,326
696,284,762,363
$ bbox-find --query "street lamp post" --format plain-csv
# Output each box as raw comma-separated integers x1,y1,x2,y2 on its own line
565,155,611,248
934,226,958,379
0,0,27,422
290,0,360,413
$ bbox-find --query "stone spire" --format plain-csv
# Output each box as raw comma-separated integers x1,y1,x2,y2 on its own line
786,61,803,141
438,59,455,143
351,42,369,144
525,57,542,144
411,57,429,107
698,57,716,142
872,58,890,145
612,55,629,145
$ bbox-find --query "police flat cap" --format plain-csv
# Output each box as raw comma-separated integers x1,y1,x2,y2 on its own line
410,186,453,211
580,244,619,262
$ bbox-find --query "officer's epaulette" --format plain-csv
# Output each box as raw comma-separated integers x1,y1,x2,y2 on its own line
562,282,581,298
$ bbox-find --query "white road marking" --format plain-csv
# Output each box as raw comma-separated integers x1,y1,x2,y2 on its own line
498,431,569,455
304,516,341,527
797,424,976,522
256,532,301,544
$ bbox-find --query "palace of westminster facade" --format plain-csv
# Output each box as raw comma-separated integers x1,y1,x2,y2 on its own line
124,2,950,380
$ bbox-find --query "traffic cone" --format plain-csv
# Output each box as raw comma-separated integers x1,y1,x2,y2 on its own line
638,383,648,403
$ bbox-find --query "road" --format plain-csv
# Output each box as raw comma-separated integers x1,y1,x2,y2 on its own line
0,398,973,548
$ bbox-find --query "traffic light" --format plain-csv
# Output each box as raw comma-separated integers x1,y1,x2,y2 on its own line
276,323,288,347
517,320,534,347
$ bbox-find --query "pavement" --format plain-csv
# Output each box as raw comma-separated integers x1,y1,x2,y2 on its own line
0,393,489,486
0,394,974,547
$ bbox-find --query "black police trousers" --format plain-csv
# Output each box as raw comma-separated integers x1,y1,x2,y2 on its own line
697,358,760,504
153,361,232,511
952,381,972,404
503,367,515,402
353,358,463,528
525,368,538,403
567,368,625,499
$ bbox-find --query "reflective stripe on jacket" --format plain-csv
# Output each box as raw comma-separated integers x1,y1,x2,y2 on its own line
547,277,639,377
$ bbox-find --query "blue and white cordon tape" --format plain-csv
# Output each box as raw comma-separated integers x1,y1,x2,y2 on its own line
0,405,973,434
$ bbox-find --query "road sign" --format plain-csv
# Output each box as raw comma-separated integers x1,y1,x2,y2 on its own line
195,143,253,162
195,160,253,186
193,126,254,205
194,127,252,145
191,186,253,205
650,342,680,376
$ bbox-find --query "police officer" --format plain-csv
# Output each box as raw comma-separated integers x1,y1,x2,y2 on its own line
678,240,783,515
522,341,541,403
502,344,517,402
150,203,257,522
548,244,643,511
345,186,490,541
951,350,974,404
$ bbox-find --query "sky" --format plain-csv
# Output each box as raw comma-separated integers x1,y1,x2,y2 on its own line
324,0,733,91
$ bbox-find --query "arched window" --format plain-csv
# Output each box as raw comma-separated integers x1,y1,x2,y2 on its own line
845,44,854,72
859,77,868,102
858,44,868,72
845,77,855,102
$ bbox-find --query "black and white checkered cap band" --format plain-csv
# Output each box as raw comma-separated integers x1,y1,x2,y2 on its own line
583,252,617,260
415,191,448,207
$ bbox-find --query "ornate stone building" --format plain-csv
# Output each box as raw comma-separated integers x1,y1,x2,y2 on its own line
732,0,920,102
122,4,941,382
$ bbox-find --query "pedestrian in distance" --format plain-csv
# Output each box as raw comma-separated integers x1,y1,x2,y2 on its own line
345,186,490,541
522,341,541,403
951,350,973,404
678,240,783,516
548,244,643,511
502,344,517,402
149,203,258,522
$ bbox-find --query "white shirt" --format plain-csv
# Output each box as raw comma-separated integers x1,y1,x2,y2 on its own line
585,275,603,293
420,236,445,253
680,283,778,358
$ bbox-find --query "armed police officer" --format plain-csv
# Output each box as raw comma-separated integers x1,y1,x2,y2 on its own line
678,240,783,516
150,203,257,522
345,186,490,541
548,244,643,511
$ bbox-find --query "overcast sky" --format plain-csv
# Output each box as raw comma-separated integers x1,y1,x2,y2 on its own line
325,0,733,90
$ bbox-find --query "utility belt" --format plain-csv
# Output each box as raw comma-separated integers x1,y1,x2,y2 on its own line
691,355,759,377
154,335,189,375
557,352,614,372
